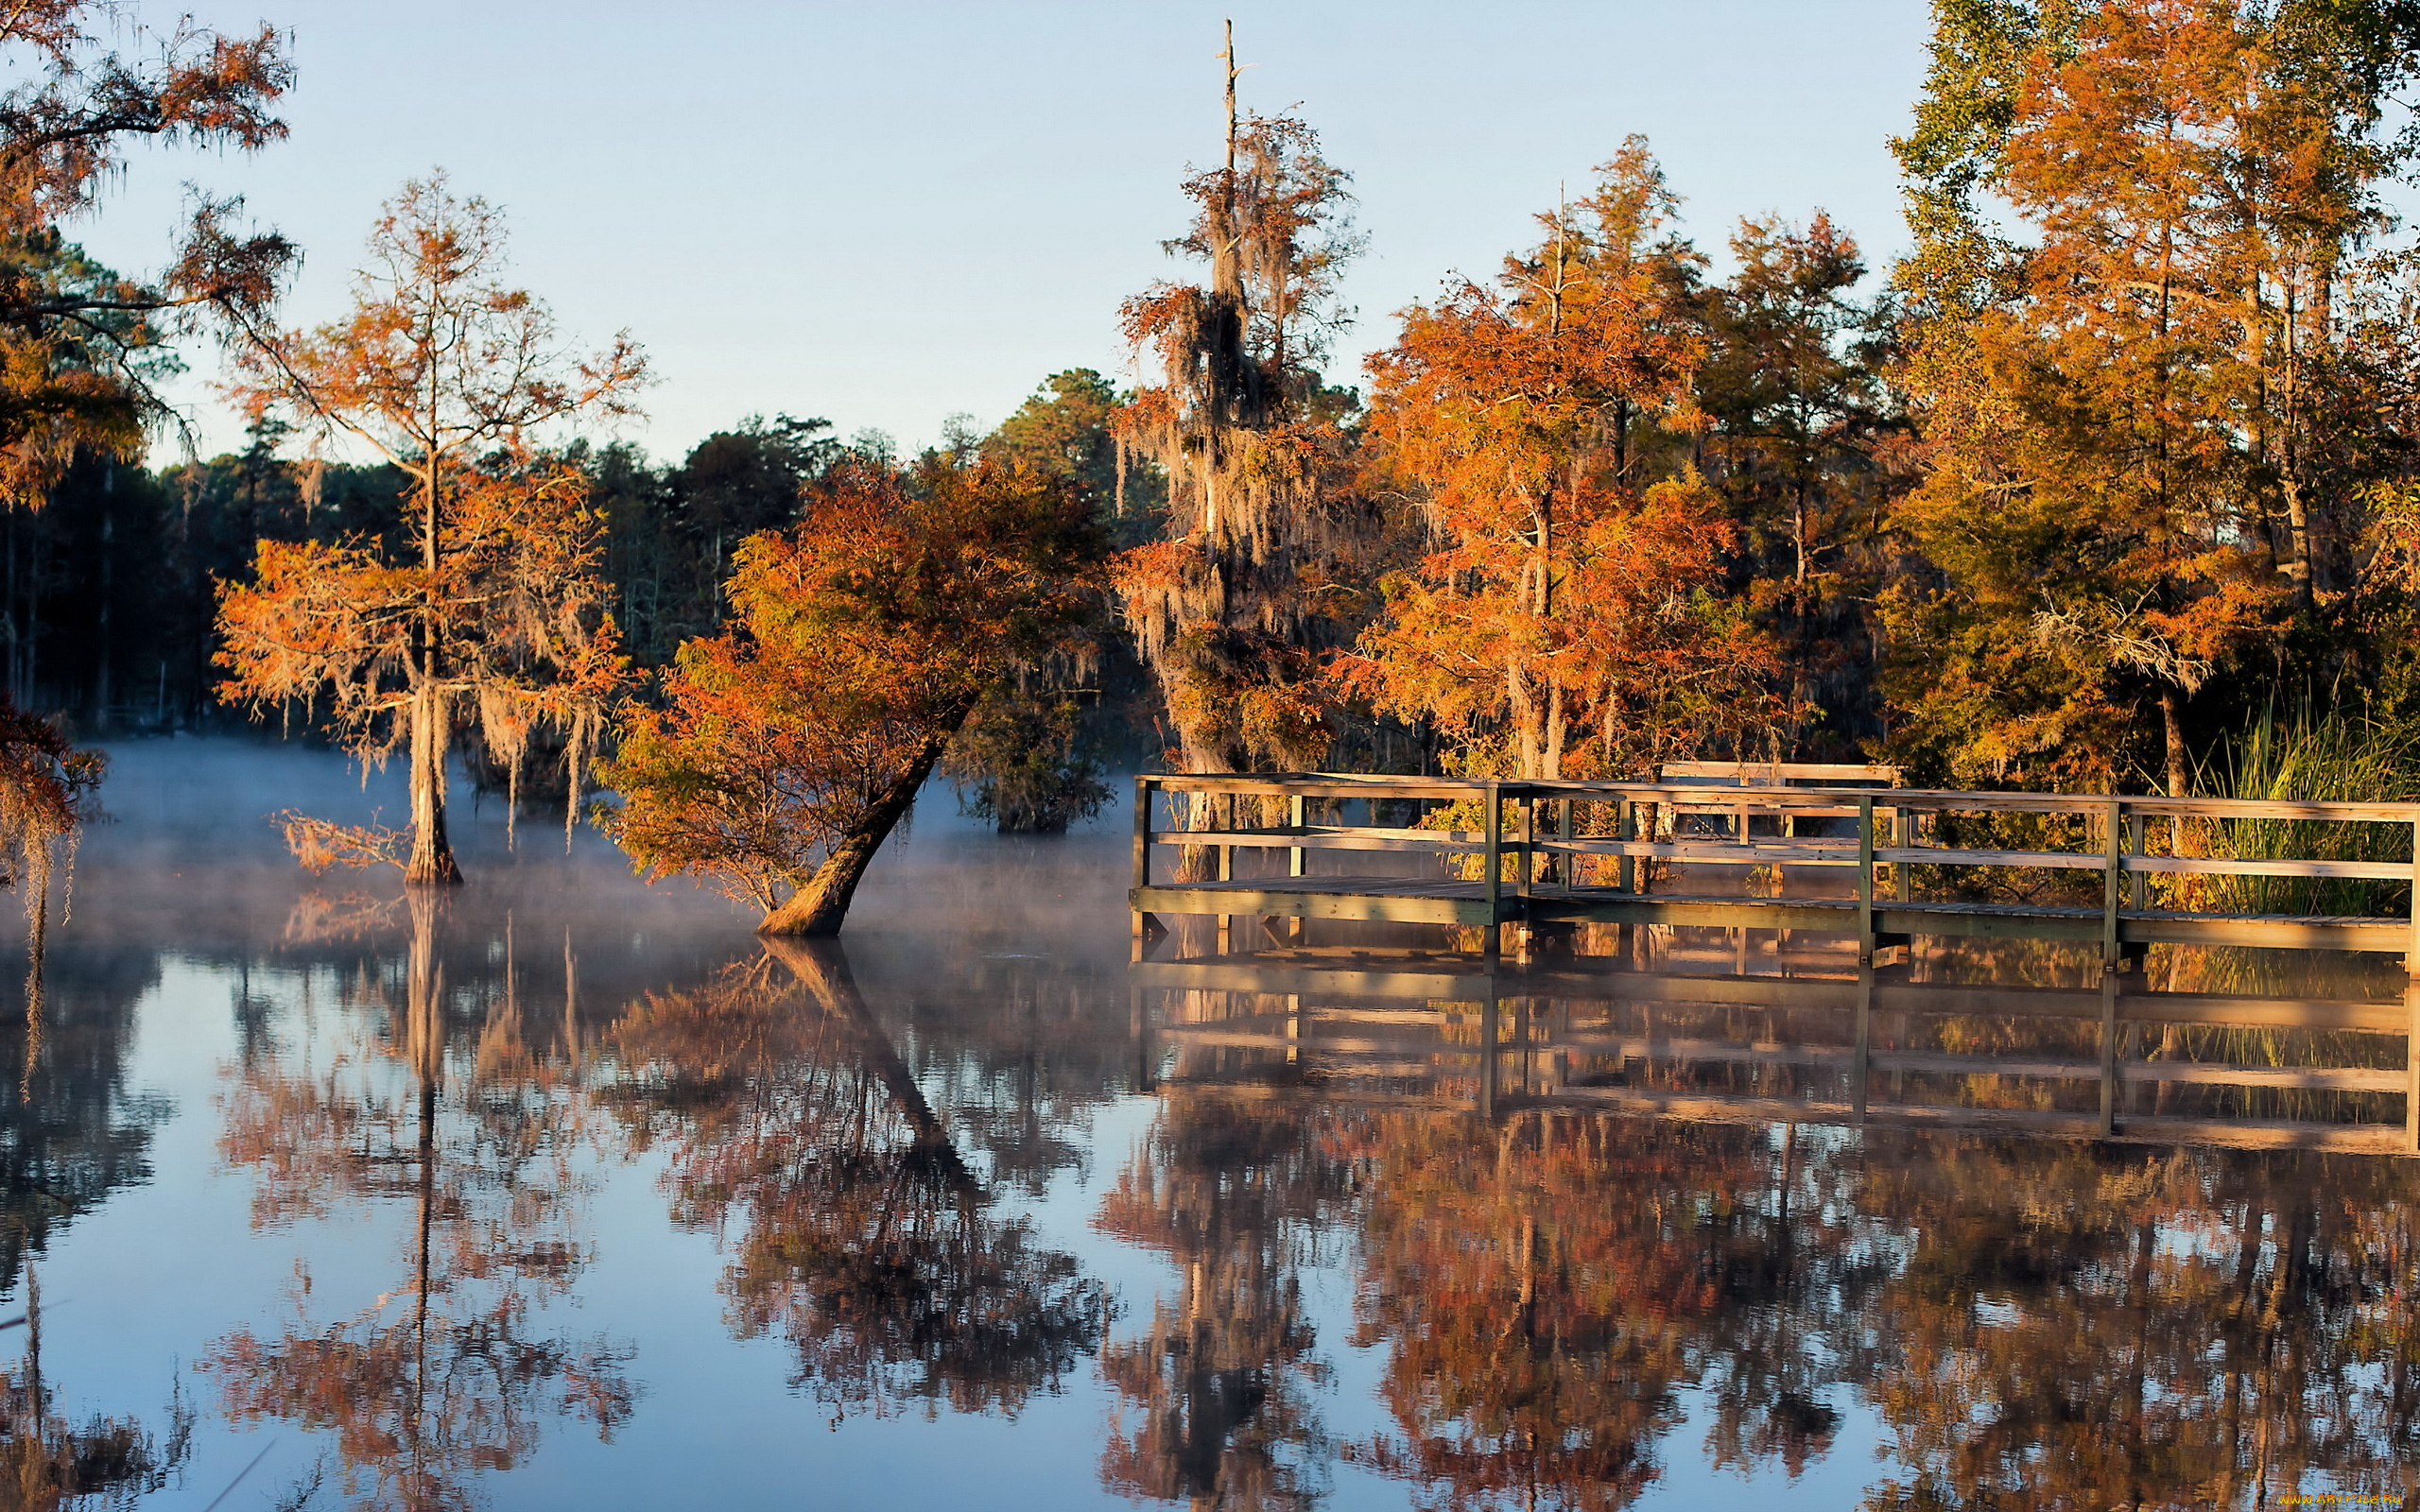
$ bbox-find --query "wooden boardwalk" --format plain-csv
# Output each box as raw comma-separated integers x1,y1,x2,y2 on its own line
1128,771,2420,1152
1130,772,2420,963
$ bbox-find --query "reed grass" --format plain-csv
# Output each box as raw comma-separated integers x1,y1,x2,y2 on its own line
2174,704,2417,919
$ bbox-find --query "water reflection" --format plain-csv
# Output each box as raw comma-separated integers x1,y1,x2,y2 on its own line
205,895,631,1512
1132,944,2420,1506
1097,1092,1347,1510
596,941,1102,1419
8,744,2420,1508
0,939,166,1297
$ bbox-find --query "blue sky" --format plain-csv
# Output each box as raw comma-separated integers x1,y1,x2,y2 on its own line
72,1,1933,464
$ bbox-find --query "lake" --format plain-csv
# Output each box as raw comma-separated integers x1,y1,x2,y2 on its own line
9,739,2414,1509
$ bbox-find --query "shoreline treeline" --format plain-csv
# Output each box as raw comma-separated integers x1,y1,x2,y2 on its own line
6,2,2420,931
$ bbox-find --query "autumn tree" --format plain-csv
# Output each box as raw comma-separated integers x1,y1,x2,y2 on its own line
1340,144,1790,780
1115,29,1371,776
216,175,645,885
0,1,297,505
1886,0,2420,790
599,455,1105,936
945,369,1158,833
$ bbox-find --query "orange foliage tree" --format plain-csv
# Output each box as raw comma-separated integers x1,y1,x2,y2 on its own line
1887,0,2409,790
1114,29,1371,775
0,1,297,505
1341,144,1789,780
217,176,644,885
599,457,1105,936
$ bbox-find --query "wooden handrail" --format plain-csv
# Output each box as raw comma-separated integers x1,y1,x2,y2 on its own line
1142,770,2420,822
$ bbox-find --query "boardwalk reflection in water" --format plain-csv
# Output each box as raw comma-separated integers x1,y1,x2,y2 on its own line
4,743,2419,1508
1131,937,2420,1506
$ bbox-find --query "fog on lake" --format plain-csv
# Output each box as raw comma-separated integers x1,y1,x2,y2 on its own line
1,740,2411,1511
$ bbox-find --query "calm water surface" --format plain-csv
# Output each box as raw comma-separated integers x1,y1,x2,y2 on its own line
10,741,2418,1509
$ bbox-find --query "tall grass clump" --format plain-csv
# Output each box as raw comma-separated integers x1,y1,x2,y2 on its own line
2177,703,2416,919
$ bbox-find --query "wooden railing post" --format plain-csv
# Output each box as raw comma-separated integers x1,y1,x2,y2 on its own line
2408,816,2418,1152
1482,780,1503,959
2128,811,2148,910
1132,777,1153,942
2102,799,2123,971
1216,786,1234,951
1516,789,1534,902
1617,798,1636,894
1288,791,1305,879
1857,796,1876,964
1893,806,1911,902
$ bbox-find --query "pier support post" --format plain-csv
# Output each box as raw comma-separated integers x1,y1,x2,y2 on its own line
2100,968,2120,1137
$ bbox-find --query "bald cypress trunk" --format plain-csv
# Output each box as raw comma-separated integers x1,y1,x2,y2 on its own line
758,730,954,936
405,682,460,886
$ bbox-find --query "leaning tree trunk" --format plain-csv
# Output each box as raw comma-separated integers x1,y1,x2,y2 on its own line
757,731,954,936
405,682,461,886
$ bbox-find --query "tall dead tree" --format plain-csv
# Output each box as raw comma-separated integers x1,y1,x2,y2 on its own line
1115,25,1364,777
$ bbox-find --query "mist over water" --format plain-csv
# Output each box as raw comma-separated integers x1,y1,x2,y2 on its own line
0,740,2411,1510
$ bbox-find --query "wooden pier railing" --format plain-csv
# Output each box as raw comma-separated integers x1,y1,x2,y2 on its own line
1130,773,2420,969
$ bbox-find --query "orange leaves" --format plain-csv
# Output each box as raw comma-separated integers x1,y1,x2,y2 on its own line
1347,147,1788,779
1884,0,2381,787
216,180,644,874
1112,106,1366,773
599,459,1106,919
216,453,630,759
230,175,646,472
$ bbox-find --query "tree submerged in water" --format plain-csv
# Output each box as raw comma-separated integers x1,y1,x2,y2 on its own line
1113,28,1370,776
598,455,1106,935
216,175,644,885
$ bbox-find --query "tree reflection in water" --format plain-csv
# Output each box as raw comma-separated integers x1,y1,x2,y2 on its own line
597,939,1101,1420
0,919,189,1510
1340,1113,1873,1510
1852,1138,2420,1508
1095,1091,1357,1511
204,894,632,1512
1319,1108,2420,1509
